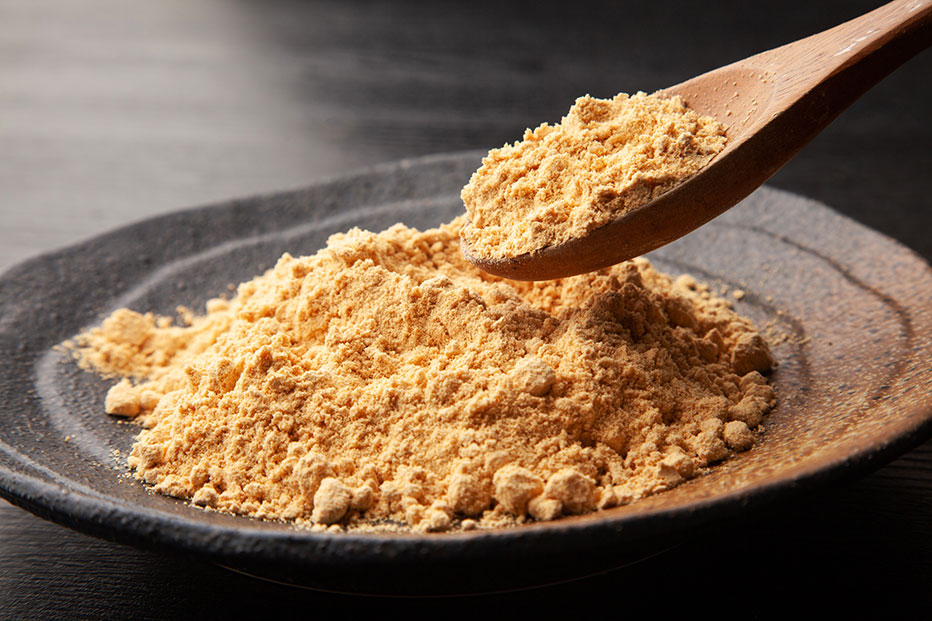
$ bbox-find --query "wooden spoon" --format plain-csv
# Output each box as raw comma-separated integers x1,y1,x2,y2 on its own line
464,0,932,281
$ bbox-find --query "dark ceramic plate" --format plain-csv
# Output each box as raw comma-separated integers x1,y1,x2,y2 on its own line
2,152,932,595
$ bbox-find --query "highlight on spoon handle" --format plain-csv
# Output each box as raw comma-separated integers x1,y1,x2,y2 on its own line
768,0,932,116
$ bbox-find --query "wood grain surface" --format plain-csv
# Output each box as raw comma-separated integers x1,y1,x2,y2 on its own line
1,0,930,616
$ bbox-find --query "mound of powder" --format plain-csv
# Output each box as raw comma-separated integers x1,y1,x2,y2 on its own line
460,91,728,259
70,216,775,532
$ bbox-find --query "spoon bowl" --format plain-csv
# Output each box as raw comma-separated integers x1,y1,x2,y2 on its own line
465,0,932,281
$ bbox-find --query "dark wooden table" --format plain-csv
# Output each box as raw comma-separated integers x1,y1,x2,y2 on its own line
2,0,930,616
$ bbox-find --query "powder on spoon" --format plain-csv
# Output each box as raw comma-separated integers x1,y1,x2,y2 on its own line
460,91,728,259
69,216,775,532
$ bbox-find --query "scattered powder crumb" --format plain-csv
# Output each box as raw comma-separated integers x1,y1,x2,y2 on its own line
460,91,728,259
69,217,775,533
760,318,809,348
732,289,745,300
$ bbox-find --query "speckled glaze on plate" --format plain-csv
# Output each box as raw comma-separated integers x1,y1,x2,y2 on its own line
1,152,931,595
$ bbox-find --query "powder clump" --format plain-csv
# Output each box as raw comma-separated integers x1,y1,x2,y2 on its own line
71,216,774,532
460,91,728,259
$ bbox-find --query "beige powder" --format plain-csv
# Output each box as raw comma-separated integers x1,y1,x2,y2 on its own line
70,216,774,532
460,92,728,259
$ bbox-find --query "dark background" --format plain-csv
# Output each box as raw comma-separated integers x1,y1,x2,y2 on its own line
1,0,930,617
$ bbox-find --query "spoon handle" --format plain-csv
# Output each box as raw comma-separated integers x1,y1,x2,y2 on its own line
768,0,932,113
666,0,932,243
